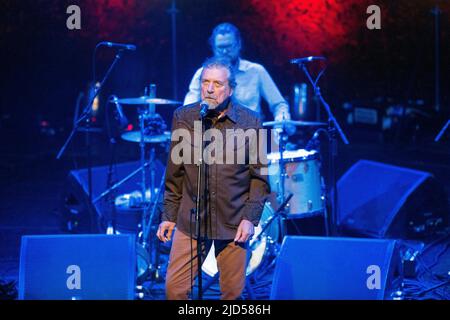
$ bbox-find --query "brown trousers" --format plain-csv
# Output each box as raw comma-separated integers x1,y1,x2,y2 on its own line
165,229,247,300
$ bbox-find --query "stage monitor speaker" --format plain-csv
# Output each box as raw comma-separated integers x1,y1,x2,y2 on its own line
19,234,136,300
336,160,448,239
270,236,402,300
61,160,164,233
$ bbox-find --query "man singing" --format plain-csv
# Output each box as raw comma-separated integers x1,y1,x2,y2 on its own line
157,56,270,300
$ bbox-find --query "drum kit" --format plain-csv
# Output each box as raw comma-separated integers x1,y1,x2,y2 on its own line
94,87,182,286
201,118,330,284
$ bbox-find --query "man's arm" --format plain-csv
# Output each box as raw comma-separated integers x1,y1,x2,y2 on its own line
258,65,291,120
258,65,296,135
158,110,184,242
241,116,271,226
183,68,203,105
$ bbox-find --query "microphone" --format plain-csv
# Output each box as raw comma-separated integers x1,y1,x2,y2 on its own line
99,41,137,51
290,56,326,64
199,100,210,118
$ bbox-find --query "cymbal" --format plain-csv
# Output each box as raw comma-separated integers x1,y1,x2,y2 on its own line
263,120,327,127
121,131,171,143
116,96,182,105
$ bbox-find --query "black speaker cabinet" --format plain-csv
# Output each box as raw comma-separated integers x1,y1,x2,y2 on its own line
270,236,403,300
19,234,136,300
336,160,448,239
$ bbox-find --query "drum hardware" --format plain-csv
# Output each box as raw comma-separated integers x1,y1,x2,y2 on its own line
243,194,293,294
203,105,330,296
263,117,291,207
94,170,163,286
116,96,182,105
193,105,208,300
267,148,325,216
249,194,292,253
200,200,286,297
201,117,316,297
434,119,449,142
263,119,327,127
262,119,327,207
121,130,171,144
57,48,130,233
263,119,327,245
263,117,331,243
201,201,283,279
92,161,151,204
120,106,171,144
95,84,175,287
131,84,172,286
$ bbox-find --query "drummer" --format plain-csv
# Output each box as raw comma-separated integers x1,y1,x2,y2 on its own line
184,22,295,135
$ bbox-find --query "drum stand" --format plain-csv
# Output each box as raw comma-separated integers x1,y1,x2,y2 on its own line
293,60,350,236
200,130,294,299
57,49,126,233
273,121,303,242
276,124,289,205
250,194,293,251
93,92,170,291
139,166,166,290
435,119,449,142
244,194,293,298
92,161,151,205
135,99,169,287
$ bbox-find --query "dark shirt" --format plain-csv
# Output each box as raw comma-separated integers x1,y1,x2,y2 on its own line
162,100,270,240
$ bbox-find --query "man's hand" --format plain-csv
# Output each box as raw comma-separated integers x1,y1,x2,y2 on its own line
274,109,296,136
157,221,176,243
234,219,255,243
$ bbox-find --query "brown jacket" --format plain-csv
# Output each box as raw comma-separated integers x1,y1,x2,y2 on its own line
162,100,270,239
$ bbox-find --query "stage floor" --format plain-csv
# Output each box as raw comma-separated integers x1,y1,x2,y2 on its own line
1,141,449,300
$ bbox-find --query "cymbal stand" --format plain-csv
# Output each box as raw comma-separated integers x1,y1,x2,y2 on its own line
146,84,157,215
139,83,157,246
434,119,449,142
276,124,289,206
294,61,350,236
247,194,292,286
250,194,293,252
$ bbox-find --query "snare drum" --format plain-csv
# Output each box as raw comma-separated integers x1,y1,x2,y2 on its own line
202,202,279,277
268,149,324,215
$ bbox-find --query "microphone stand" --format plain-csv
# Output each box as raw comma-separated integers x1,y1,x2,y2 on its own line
434,119,449,142
57,49,125,232
296,62,349,236
194,113,206,300
276,124,288,205
105,136,118,234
